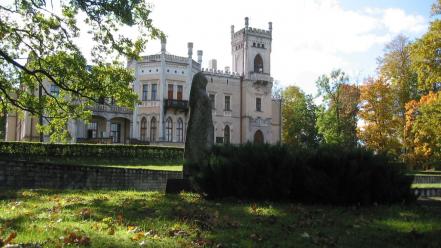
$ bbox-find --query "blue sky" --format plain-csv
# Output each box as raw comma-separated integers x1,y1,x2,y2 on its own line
340,0,433,16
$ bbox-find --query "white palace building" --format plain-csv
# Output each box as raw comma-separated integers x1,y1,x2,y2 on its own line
6,17,282,146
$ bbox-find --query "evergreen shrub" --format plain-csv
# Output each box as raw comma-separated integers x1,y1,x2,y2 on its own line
0,141,183,162
191,143,415,205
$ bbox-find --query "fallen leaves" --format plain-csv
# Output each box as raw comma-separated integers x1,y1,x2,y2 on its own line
0,231,17,247
60,230,91,246
79,208,92,219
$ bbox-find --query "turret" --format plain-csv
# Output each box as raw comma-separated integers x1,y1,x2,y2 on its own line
187,42,193,58
161,37,166,53
197,50,203,64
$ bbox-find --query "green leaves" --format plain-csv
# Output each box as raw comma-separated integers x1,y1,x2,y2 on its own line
411,20,441,93
282,86,319,148
0,0,163,141
315,70,360,148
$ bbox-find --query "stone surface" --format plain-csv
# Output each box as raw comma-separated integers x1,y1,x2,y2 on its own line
184,72,214,178
0,160,182,191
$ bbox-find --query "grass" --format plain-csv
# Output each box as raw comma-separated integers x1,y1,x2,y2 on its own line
13,157,184,171
412,184,441,189
1,190,441,247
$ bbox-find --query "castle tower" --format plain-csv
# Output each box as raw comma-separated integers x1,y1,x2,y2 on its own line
231,17,272,80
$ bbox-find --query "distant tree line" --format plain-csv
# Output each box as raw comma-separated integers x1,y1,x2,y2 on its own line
281,0,441,169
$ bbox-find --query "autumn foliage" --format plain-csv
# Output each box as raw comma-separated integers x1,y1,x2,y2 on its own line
358,78,401,156
405,92,441,168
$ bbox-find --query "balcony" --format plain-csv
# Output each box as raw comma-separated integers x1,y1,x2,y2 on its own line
87,104,133,114
249,72,273,83
164,99,189,112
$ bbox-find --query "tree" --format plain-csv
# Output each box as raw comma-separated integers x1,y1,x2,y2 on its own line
358,77,401,157
378,35,418,119
316,70,360,148
281,86,319,148
0,0,163,141
405,91,441,169
411,19,441,93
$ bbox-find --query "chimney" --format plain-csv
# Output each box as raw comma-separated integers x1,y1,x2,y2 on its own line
245,17,249,29
269,21,272,33
209,59,217,71
187,42,193,58
197,50,203,64
161,37,166,53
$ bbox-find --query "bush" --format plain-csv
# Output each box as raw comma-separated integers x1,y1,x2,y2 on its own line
0,141,183,162
191,143,415,205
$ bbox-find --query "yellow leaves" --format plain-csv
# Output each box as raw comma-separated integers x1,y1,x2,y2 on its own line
404,91,441,168
131,232,145,241
358,77,400,155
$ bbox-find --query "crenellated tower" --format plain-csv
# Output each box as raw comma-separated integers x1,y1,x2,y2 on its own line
231,17,272,80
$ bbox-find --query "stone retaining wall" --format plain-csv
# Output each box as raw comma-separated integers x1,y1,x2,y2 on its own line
0,160,182,191
413,188,441,197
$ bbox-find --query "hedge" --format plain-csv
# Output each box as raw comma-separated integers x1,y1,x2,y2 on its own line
0,142,184,162
191,143,416,205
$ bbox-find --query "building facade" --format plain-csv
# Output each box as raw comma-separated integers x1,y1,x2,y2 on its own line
6,17,281,146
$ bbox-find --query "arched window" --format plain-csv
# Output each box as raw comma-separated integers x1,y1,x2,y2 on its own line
224,125,230,144
254,54,263,73
140,117,147,141
177,118,184,143
254,130,264,144
166,117,173,142
150,117,157,142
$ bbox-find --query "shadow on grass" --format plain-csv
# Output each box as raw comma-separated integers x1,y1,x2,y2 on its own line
1,189,441,247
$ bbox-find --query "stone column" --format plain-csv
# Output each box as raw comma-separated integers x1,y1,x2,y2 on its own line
105,119,111,138
158,39,166,142
129,121,133,142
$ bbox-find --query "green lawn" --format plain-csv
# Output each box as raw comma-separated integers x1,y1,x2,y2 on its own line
1,190,441,247
27,158,183,171
412,184,441,189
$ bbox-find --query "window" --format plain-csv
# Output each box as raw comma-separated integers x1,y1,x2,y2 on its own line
140,117,147,141
256,97,262,111
216,137,224,144
224,125,230,144
151,84,157,100
150,117,157,142
142,84,148,101
87,122,97,138
110,123,121,143
168,84,174,99
224,95,231,111
177,118,184,142
50,84,59,96
166,117,173,142
177,85,183,100
209,94,215,109
254,54,264,73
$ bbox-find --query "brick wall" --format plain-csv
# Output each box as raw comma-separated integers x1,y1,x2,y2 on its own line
0,160,182,191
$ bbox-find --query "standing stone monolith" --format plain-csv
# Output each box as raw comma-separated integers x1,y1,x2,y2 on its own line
183,72,214,179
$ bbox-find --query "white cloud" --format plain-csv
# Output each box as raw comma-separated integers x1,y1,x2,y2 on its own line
72,0,428,95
